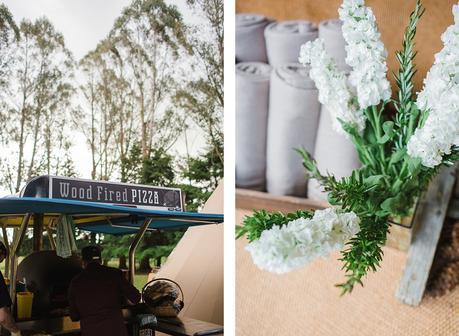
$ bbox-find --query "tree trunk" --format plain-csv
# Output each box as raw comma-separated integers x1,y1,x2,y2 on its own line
138,256,152,273
16,106,26,193
27,107,41,180
90,88,97,180
118,255,127,269
15,41,29,193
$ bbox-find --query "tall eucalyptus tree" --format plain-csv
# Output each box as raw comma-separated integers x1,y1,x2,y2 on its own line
1,17,75,193
110,0,190,160
0,4,19,90
175,0,224,164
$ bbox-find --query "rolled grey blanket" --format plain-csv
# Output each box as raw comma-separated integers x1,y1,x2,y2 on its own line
236,62,273,190
307,106,361,201
236,14,272,63
266,63,320,197
318,19,350,72
264,21,318,68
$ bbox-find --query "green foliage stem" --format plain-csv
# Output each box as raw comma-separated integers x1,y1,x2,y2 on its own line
236,210,314,243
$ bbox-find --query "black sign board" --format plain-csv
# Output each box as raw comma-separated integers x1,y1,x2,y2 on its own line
46,176,183,211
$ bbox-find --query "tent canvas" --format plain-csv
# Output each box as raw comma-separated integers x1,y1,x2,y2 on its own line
154,180,224,325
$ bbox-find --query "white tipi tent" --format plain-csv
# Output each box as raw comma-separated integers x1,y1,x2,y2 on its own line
153,180,224,325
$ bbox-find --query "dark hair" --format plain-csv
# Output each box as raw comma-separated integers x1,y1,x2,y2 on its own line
81,245,102,262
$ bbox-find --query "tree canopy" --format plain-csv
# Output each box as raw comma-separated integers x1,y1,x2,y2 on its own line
0,0,224,273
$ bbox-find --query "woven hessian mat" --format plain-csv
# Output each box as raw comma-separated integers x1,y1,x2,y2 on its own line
236,0,457,94
236,209,459,336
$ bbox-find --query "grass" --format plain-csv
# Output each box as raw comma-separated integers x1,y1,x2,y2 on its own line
134,274,149,291
106,259,151,291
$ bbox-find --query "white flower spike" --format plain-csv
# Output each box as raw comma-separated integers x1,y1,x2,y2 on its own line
299,39,365,135
407,3,459,168
245,208,360,274
338,0,391,109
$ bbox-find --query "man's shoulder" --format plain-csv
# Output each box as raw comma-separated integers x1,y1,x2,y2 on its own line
70,264,123,285
99,264,122,272
99,264,124,277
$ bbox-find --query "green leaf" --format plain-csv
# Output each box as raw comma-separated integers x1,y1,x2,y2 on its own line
327,194,340,205
406,156,422,174
364,175,384,187
365,126,378,145
235,225,246,239
375,210,389,217
391,179,403,194
389,148,407,165
380,193,409,215
380,197,397,213
382,121,395,137
377,134,390,144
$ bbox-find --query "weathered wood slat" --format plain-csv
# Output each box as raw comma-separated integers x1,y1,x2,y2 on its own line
453,165,459,198
396,166,456,306
236,188,328,212
446,197,459,219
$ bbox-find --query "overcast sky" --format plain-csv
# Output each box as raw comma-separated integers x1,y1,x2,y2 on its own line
0,0,205,196
3,0,199,60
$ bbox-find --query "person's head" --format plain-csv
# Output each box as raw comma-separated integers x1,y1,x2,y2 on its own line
0,242,6,263
81,245,102,268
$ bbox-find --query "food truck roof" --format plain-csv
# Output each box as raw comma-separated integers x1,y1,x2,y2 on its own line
0,197,224,235
0,175,224,235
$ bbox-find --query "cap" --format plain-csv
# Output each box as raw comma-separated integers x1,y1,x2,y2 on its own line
82,245,102,262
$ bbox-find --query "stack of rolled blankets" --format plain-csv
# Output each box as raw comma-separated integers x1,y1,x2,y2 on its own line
236,14,360,201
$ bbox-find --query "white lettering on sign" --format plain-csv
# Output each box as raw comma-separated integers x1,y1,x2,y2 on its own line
131,189,137,203
129,189,161,205
60,182,93,200
52,178,181,210
97,186,103,200
148,191,153,204
60,182,70,197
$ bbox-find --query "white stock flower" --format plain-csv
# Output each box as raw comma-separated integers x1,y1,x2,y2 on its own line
407,4,459,168
245,208,360,274
338,0,391,109
299,39,365,135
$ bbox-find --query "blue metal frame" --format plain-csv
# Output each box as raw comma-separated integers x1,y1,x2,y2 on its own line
0,197,224,235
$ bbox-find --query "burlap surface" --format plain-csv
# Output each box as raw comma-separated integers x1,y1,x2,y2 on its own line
236,209,459,336
236,0,457,93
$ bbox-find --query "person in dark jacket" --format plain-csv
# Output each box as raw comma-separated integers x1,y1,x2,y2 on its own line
68,245,141,336
0,242,22,336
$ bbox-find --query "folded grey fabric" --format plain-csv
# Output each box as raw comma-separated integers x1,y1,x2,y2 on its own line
236,62,273,190
318,19,350,72
236,14,272,63
265,21,318,67
307,106,361,201
266,63,320,197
